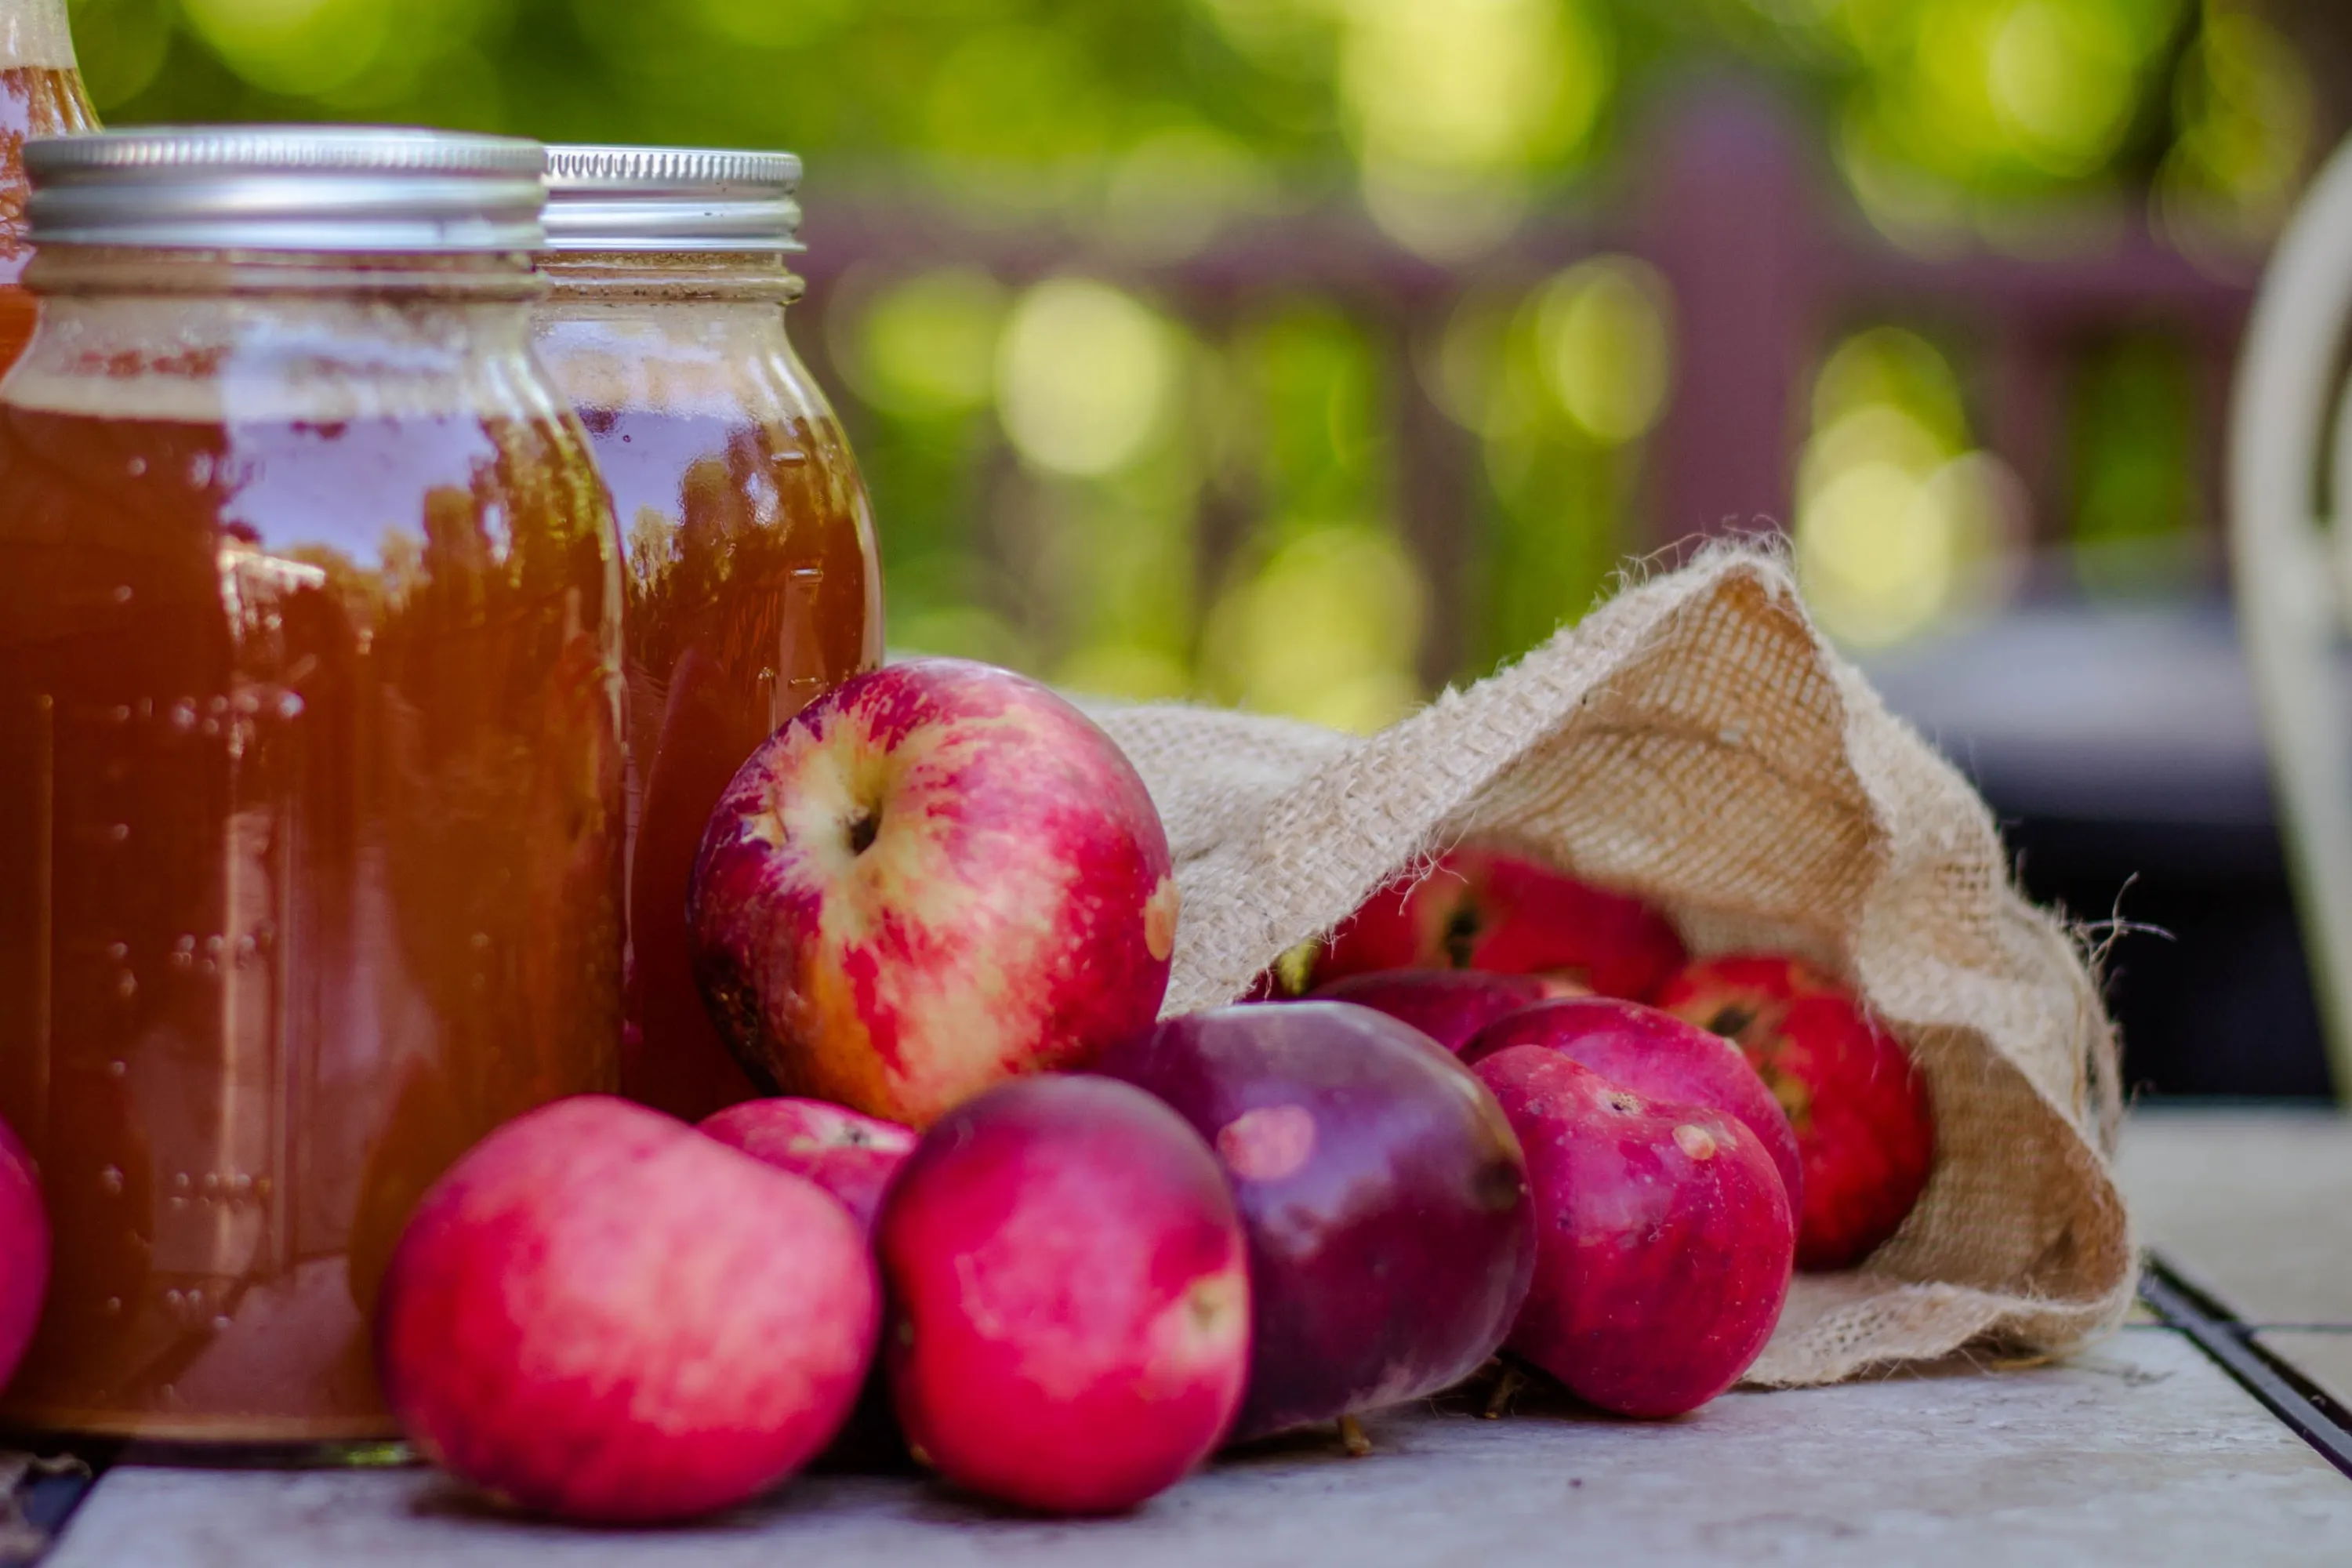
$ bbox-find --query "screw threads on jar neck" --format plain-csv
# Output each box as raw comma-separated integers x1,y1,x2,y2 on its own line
540,143,805,256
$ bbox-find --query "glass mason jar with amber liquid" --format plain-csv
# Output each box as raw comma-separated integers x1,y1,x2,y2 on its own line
0,129,625,1448
533,146,882,1124
0,0,99,373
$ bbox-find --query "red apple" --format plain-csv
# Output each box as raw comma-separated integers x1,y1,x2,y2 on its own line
699,1097,918,1472
1316,846,1684,999
699,1098,916,1235
688,658,1179,1131
1656,954,1935,1271
0,1117,45,1393
1308,968,1563,1054
878,1075,1249,1514
1472,1047,1792,1418
1460,996,1802,1214
1095,1002,1535,1441
376,1096,877,1523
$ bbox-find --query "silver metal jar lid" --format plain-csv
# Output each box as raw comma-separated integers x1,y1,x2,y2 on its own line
541,145,804,254
24,126,548,252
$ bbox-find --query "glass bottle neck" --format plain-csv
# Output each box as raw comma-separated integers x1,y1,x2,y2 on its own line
5,274,552,427
24,246,544,302
535,250,806,307
1,0,88,76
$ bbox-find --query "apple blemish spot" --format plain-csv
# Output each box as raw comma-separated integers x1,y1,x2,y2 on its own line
1214,1105,1317,1183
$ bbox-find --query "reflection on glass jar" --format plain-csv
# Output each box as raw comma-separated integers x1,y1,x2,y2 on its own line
0,129,623,1445
534,147,883,1125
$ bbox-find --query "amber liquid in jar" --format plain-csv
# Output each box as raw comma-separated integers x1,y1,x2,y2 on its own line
0,270,623,1443
0,55,100,372
535,255,882,1123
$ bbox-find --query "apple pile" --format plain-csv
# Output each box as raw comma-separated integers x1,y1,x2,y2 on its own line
1315,847,1936,1274
370,659,1943,1526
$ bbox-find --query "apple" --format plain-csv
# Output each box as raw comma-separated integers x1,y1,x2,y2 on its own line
1237,939,1323,1002
1316,846,1684,1000
688,658,1179,1131
1655,954,1935,1271
1095,1002,1535,1441
376,1096,877,1523
699,1098,916,1235
698,1096,919,1472
0,1117,45,1394
1308,968,1563,1054
878,1075,1249,1514
1459,996,1802,1214
1472,1047,1792,1418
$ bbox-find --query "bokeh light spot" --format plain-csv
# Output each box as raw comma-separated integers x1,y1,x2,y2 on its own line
1207,525,1425,732
1533,256,1674,445
1102,124,1272,259
1338,0,1610,256
180,0,392,96
1987,0,2136,175
997,278,1179,477
1359,162,1530,261
849,268,1007,419
1798,459,1955,645
1430,290,1537,438
1795,326,2021,644
1812,326,1969,449
1338,0,1606,173
2155,10,2314,254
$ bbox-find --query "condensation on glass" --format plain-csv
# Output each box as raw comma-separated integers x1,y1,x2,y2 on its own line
0,0,99,373
533,145,882,1124
0,129,624,1445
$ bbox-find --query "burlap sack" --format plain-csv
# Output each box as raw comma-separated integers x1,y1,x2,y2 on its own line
1085,546,2136,1385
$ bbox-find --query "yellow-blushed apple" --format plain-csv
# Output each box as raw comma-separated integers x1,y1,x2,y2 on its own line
688,659,1179,1129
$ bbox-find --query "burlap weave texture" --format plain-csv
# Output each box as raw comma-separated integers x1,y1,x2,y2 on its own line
1086,549,2136,1385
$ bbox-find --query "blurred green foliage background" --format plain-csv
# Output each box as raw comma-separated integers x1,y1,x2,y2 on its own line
63,0,2326,728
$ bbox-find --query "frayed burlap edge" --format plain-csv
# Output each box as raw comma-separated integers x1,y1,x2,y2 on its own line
1085,545,2138,1387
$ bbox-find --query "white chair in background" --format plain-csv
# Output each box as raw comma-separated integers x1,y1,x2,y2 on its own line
2230,131,2352,1104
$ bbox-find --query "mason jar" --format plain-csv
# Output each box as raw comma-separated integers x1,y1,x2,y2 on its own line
533,145,882,1124
0,127,625,1449
0,0,100,372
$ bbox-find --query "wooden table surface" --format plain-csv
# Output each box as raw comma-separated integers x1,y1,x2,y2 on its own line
28,1105,2352,1566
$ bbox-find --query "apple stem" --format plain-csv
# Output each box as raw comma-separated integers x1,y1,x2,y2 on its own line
1704,1004,1755,1040
1338,1414,1371,1457
1442,909,1481,968
1482,1363,1526,1420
